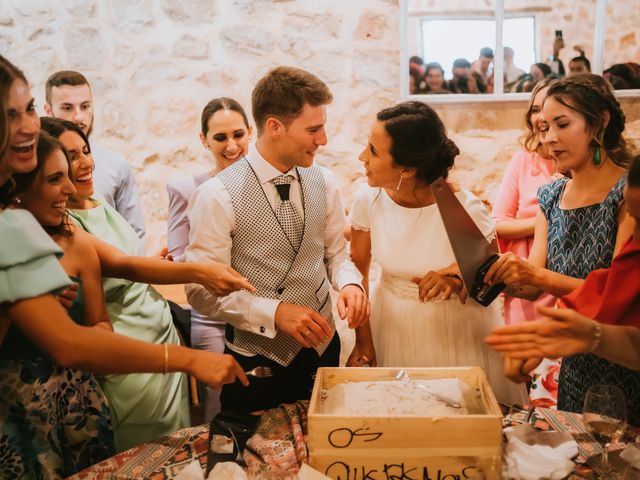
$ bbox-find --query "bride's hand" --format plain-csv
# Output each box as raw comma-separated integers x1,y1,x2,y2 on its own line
346,341,377,367
412,271,463,302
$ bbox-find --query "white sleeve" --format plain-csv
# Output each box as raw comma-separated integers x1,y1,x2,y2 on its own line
348,183,374,232
184,178,279,338
461,189,497,242
321,168,363,291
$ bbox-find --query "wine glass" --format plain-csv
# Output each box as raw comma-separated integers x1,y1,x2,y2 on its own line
583,384,628,477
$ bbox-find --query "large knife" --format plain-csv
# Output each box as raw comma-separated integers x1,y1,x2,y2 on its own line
430,177,504,307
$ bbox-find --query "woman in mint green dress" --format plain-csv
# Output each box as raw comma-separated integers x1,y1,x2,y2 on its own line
42,118,191,451
0,55,249,478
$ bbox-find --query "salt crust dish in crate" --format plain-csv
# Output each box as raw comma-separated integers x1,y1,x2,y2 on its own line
308,367,503,479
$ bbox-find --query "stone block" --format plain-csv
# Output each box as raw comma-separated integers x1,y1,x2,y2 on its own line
65,27,104,70
354,12,389,41
162,0,215,23
147,96,198,137
172,34,209,59
108,0,154,33
131,61,186,85
62,0,96,17
98,101,136,141
219,26,275,56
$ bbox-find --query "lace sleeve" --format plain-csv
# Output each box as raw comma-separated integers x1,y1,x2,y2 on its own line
350,222,370,232
348,184,373,232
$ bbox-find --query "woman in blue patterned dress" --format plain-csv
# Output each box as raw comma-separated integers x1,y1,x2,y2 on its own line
484,74,638,423
0,133,116,476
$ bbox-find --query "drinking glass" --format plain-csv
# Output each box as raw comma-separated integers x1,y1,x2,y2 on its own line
583,384,627,477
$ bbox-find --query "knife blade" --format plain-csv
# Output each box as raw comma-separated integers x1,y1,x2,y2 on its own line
429,177,504,306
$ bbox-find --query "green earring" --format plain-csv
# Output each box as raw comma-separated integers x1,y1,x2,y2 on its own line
593,146,602,166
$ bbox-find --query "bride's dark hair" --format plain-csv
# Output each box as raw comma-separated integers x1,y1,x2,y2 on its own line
377,101,459,184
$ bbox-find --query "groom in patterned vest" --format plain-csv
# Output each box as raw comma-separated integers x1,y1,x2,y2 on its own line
186,66,369,413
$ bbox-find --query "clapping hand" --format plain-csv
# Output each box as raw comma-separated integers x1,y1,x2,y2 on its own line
502,354,542,384
486,306,596,359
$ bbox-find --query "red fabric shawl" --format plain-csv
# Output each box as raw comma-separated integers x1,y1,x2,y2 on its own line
560,239,640,327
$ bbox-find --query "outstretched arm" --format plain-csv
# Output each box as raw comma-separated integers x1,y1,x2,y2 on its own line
484,208,582,299
81,228,254,296
486,306,640,371
8,293,249,388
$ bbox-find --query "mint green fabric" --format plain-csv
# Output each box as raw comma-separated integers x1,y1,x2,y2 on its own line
0,209,70,303
69,199,188,452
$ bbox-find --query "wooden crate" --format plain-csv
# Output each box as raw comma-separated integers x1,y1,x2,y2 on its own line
308,367,503,479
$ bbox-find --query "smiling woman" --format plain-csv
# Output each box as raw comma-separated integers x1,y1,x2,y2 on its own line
0,75,39,182
166,97,252,420
5,131,116,469
483,74,637,421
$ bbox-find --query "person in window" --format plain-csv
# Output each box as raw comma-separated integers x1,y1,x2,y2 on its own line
471,47,493,85
447,58,485,93
504,46,526,91
422,62,451,94
530,62,552,83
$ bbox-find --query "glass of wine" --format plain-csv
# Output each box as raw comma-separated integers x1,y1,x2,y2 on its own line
583,384,627,477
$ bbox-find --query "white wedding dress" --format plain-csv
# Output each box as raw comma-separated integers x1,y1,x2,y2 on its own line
350,185,526,405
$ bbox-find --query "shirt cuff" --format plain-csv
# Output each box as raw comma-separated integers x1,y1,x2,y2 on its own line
247,297,279,338
336,266,364,292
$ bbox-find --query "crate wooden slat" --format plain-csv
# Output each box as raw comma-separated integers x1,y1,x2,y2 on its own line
308,367,503,479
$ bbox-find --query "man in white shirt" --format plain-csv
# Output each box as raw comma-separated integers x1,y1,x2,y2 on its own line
44,71,145,238
504,47,526,91
185,66,368,412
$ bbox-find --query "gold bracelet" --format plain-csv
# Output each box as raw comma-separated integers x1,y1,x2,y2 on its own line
163,343,169,374
589,321,602,352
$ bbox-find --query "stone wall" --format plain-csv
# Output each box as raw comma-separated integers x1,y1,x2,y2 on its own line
3,0,639,252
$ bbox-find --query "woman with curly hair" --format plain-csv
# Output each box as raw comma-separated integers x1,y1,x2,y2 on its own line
485,74,637,422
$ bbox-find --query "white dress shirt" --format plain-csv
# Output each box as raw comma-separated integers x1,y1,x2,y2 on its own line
185,145,362,350
91,143,146,239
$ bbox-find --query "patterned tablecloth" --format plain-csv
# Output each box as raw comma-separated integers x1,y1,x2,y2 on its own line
69,402,638,480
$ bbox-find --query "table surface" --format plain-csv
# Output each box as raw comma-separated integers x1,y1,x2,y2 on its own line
68,403,639,480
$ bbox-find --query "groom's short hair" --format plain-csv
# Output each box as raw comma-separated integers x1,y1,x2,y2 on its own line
252,66,332,135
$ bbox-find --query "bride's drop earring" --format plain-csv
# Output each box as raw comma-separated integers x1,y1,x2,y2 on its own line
396,175,404,191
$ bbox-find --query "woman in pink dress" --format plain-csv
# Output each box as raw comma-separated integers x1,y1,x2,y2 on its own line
492,79,557,325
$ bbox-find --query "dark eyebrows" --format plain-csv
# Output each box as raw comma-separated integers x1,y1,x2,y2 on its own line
47,171,64,180
8,97,36,114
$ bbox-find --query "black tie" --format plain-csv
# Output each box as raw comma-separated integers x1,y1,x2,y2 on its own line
272,175,303,249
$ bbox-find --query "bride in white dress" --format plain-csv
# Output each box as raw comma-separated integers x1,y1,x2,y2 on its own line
347,101,525,404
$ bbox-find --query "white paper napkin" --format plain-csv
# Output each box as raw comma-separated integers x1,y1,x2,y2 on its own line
173,460,248,480
621,444,640,467
503,424,578,480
